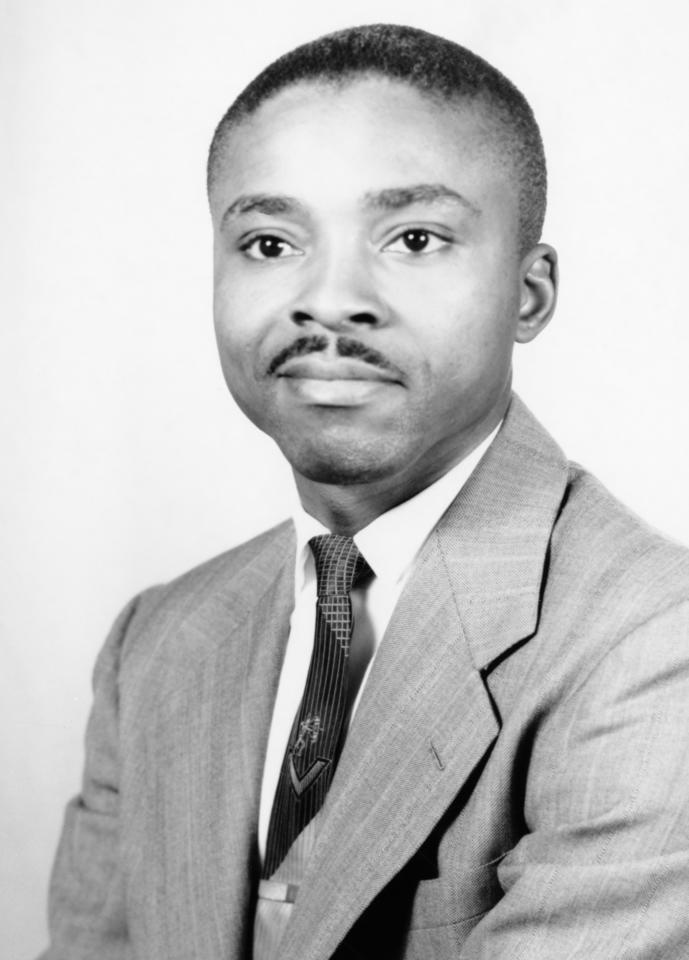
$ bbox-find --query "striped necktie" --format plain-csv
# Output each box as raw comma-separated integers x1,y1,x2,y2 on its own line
263,534,371,877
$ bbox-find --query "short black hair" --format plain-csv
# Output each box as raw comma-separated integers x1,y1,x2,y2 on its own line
207,24,547,253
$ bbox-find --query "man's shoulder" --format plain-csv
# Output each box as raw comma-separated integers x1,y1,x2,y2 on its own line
478,395,689,633
167,518,295,597
561,463,688,572
118,519,295,652
499,395,689,598
550,461,689,626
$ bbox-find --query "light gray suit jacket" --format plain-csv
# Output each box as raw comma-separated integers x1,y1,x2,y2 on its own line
42,396,689,959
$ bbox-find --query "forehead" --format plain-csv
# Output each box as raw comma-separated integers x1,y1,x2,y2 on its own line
210,77,516,226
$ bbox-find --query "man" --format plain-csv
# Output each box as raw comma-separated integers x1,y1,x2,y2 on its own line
41,23,689,960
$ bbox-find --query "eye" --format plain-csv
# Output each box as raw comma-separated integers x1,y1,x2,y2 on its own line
383,229,449,255
240,235,302,260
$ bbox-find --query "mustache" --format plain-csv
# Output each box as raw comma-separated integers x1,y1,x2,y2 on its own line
266,335,400,377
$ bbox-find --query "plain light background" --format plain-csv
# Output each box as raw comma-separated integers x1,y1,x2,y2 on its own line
3,0,689,955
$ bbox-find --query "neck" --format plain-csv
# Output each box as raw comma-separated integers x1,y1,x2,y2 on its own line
295,473,428,537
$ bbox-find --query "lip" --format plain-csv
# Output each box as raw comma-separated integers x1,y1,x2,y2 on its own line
279,375,397,406
276,356,399,383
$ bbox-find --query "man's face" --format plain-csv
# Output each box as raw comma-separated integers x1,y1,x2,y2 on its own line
210,77,530,492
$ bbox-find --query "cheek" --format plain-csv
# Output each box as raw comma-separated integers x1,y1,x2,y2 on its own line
213,279,267,374
213,316,262,406
213,262,293,347
387,278,501,362
391,280,518,401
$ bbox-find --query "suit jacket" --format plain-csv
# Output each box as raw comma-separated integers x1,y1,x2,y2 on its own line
42,395,689,959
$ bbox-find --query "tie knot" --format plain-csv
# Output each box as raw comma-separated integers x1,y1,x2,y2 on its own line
309,535,371,596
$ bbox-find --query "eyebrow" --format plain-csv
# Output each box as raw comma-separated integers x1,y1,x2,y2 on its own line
362,183,481,216
221,194,305,227
221,182,480,227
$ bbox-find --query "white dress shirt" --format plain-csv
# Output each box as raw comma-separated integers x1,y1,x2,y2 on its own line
257,427,500,861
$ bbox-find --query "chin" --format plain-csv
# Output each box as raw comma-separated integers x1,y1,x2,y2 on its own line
297,459,389,486
278,433,401,486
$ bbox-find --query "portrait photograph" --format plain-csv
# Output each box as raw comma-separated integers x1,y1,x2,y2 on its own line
3,1,689,957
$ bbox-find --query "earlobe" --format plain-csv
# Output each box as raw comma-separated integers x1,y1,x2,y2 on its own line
515,243,558,344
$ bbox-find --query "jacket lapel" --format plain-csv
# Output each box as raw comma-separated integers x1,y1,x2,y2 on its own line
278,395,570,960
239,528,297,833
153,523,295,960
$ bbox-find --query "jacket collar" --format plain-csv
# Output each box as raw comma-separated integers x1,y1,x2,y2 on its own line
436,393,568,669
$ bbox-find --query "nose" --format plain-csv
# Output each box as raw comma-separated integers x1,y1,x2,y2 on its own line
289,245,388,332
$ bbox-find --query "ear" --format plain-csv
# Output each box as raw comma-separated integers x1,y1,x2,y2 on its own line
515,243,558,344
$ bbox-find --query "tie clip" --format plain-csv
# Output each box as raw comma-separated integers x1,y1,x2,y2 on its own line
258,879,299,903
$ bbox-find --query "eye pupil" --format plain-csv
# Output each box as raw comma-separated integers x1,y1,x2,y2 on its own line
403,230,429,252
259,237,284,257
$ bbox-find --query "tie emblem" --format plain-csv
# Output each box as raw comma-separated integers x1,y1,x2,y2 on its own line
291,716,322,758
289,717,326,796
289,756,329,797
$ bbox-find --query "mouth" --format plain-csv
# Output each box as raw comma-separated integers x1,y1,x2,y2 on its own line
276,357,402,406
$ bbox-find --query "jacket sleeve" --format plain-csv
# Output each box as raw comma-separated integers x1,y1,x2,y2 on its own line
38,596,144,960
462,599,689,959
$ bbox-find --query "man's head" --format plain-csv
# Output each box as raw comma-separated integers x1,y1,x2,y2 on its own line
208,24,547,257
207,25,557,523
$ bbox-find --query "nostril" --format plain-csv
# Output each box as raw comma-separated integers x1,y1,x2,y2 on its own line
289,309,380,327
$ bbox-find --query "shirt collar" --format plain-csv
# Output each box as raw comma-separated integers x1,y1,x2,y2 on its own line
292,424,500,590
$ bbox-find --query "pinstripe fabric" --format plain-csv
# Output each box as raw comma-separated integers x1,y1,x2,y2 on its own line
253,816,320,960
263,535,371,877
42,396,689,960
